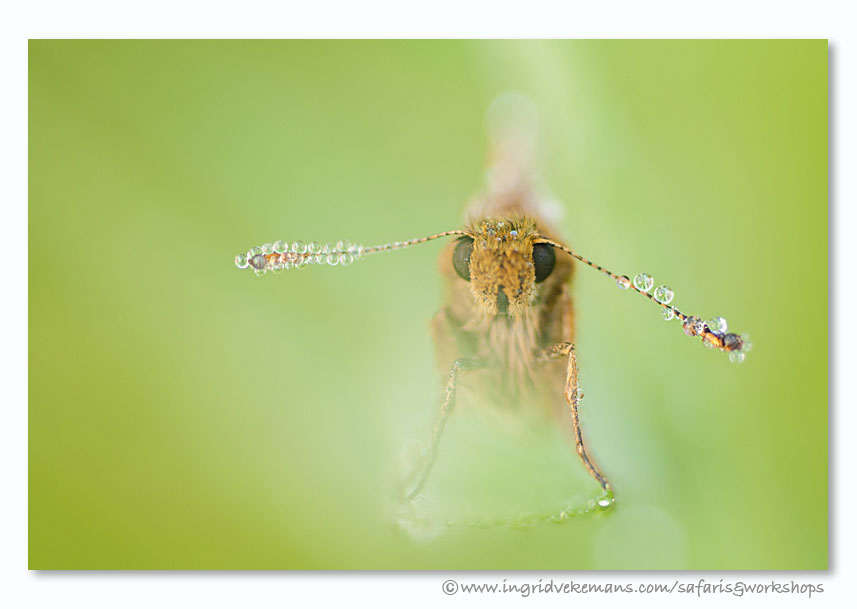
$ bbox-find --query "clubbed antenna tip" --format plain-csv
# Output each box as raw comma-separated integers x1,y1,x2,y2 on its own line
614,272,752,364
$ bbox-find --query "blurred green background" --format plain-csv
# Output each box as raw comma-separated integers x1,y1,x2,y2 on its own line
29,40,827,569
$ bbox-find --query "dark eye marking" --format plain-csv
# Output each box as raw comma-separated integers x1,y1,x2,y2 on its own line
453,237,474,281
532,243,556,283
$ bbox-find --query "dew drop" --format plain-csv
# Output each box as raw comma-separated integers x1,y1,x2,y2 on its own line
729,351,746,364
308,241,322,254
249,246,263,256
339,253,354,266
509,229,518,238
683,316,704,336
291,241,308,254
323,243,333,255
253,268,267,277
723,333,743,351
653,285,674,304
740,333,753,352
294,258,308,269
616,275,631,290
633,273,654,292
249,254,267,270
234,253,249,269
661,306,675,321
597,489,615,510
273,240,287,254
261,243,274,255
326,253,339,266
270,266,283,275
707,316,727,333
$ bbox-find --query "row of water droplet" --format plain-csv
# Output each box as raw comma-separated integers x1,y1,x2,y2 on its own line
234,240,365,275
615,272,674,305
616,271,752,363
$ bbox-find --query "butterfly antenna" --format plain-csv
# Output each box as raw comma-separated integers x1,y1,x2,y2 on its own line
537,237,752,363
234,230,469,273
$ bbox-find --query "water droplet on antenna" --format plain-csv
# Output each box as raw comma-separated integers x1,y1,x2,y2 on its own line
707,316,727,333
291,241,308,254
723,333,743,351
234,253,249,269
633,273,654,292
729,351,746,364
249,254,267,270
661,306,675,321
616,275,631,290
653,285,674,304
683,316,704,336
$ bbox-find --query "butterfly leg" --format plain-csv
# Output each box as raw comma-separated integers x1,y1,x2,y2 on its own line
538,342,612,494
404,356,483,501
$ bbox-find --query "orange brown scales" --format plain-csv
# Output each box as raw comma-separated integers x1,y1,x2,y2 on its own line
433,214,575,411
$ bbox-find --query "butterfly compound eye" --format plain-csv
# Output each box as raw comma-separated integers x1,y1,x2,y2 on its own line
453,237,474,281
533,243,556,283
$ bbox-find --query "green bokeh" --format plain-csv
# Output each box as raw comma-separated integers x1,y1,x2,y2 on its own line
29,40,827,569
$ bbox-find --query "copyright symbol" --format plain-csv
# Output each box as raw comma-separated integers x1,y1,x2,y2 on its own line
442,579,458,595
